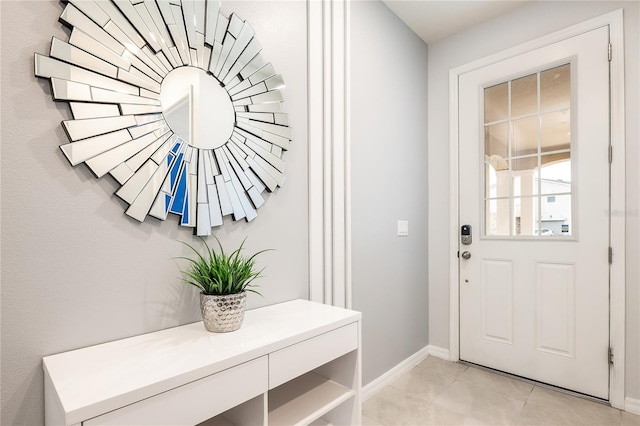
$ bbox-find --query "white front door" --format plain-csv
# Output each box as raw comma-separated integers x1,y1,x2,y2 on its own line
458,26,610,399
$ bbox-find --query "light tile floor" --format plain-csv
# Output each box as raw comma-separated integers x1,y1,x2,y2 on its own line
363,357,640,426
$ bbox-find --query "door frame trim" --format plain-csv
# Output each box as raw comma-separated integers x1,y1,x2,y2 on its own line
448,9,626,408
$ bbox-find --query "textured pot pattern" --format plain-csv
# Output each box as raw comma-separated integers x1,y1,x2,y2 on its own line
200,292,247,333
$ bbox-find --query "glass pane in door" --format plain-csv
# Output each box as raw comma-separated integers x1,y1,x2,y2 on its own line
540,64,571,111
485,122,509,159
541,110,571,152
484,82,509,123
540,194,572,236
486,198,510,236
512,116,538,157
483,63,573,237
511,73,537,117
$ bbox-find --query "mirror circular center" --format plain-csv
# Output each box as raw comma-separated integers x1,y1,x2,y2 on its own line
160,66,235,150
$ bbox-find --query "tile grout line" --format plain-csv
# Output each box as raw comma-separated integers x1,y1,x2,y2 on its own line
523,384,536,409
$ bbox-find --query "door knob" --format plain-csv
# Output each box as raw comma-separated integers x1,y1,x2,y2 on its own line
461,251,471,259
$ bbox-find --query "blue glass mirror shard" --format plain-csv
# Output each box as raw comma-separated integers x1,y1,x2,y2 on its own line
36,0,291,235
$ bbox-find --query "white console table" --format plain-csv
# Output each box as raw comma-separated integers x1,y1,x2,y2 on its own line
43,299,361,426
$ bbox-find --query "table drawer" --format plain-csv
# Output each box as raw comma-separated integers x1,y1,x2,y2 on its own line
269,322,358,389
84,356,268,426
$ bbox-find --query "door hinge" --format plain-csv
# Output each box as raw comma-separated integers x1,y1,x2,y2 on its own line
608,43,612,61
608,247,613,264
609,145,613,163
608,347,614,365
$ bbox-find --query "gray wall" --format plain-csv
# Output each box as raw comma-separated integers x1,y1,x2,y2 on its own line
0,1,308,424
3,0,637,423
351,1,429,386
427,1,640,400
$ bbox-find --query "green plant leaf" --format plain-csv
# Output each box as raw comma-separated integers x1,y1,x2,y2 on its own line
174,237,272,296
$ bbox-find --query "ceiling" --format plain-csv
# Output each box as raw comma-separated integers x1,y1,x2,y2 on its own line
382,1,532,44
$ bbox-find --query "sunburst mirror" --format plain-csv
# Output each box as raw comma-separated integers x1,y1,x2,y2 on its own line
35,0,291,236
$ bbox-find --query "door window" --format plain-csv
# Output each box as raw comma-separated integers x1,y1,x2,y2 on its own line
483,64,572,237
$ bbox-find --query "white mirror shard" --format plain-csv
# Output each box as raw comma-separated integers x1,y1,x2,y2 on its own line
36,1,291,236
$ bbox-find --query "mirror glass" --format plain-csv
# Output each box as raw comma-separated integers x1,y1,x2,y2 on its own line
35,1,292,236
160,67,235,150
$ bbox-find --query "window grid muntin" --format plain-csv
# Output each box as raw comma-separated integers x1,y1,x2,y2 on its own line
483,63,572,237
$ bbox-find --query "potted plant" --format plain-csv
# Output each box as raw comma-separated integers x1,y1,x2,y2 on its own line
177,237,270,332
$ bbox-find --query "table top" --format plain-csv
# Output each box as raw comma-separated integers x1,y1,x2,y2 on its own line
44,299,361,424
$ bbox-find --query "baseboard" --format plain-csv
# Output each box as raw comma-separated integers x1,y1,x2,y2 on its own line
626,397,640,415
427,345,450,361
361,346,429,402
361,345,454,402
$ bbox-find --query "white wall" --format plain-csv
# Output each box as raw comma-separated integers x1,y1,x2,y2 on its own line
351,1,430,385
427,0,640,400
0,1,308,424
